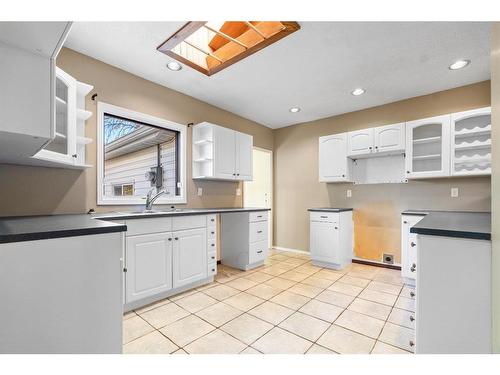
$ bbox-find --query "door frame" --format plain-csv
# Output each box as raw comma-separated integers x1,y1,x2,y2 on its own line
243,146,273,248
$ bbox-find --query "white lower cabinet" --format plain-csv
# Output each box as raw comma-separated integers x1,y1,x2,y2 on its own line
172,228,207,288
400,213,426,285
126,233,173,303
309,210,353,270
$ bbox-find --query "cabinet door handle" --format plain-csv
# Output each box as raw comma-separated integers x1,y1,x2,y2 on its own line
410,291,415,298
342,174,345,177
257,230,263,234
174,237,179,240
211,268,216,272
211,243,215,247
410,263,416,272
406,171,410,174
211,256,215,260
257,215,262,218
375,146,378,150
409,340,415,347
410,315,415,322
168,238,172,241
211,219,215,222
211,231,215,235
320,216,328,218
369,146,372,150
410,242,416,247
257,250,263,254
334,226,338,229
403,221,408,224
123,267,127,273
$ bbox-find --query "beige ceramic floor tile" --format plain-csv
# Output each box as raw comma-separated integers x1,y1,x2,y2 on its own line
316,290,355,308
314,270,343,282
123,316,155,344
373,273,404,286
159,314,215,347
223,292,265,311
134,298,170,314
172,348,188,354
288,283,323,298
242,271,274,283
299,299,344,323
338,275,371,288
123,311,137,320
263,277,297,290
195,282,217,292
140,302,190,329
245,283,283,300
252,327,312,354
202,284,240,301
379,322,415,352
358,289,397,306
174,292,218,313
387,308,415,329
279,270,310,281
184,329,247,354
240,346,261,354
306,344,337,354
168,289,198,301
270,254,289,261
274,262,298,271
221,313,273,345
195,302,242,327
281,258,308,266
294,266,322,275
371,341,411,354
367,281,403,295
334,310,385,339
123,331,178,354
248,301,294,325
279,311,331,341
328,281,363,297
395,296,415,312
347,298,392,321
225,277,259,291
301,276,334,289
270,290,311,310
347,271,376,280
317,325,375,354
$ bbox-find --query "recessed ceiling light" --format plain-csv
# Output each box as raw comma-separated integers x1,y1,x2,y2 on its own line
351,88,365,96
289,107,301,113
449,59,470,70
166,61,182,71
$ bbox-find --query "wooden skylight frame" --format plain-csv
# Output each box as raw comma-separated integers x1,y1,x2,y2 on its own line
157,21,300,76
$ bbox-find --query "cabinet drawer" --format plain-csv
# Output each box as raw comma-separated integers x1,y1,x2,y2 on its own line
249,221,268,243
172,215,206,231
206,214,217,226
208,251,217,263
125,217,172,236
207,262,217,276
207,239,217,252
310,211,339,223
207,227,217,240
249,240,268,264
249,211,268,223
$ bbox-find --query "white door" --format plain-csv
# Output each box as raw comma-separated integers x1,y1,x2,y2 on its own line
405,115,451,179
172,228,207,288
214,126,236,180
347,128,374,156
310,221,339,263
374,123,405,153
244,148,272,247
235,132,253,180
319,133,350,182
125,233,172,303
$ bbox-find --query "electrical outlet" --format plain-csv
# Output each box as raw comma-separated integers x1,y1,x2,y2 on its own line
451,187,459,198
346,189,352,198
197,187,203,196
236,188,241,196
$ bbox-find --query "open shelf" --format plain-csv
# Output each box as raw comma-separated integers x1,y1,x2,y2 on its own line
77,81,93,98
413,154,441,161
455,124,491,137
413,136,441,144
77,136,93,145
77,109,92,122
193,157,213,163
454,139,491,150
193,139,213,146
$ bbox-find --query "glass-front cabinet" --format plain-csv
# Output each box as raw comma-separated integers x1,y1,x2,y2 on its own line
405,115,451,179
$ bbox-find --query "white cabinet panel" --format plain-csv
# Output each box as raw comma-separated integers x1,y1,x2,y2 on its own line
214,126,236,180
172,228,207,288
310,221,340,264
375,123,405,153
126,233,173,303
236,132,253,180
401,214,425,285
348,128,374,156
318,133,351,182
249,240,268,264
405,115,451,179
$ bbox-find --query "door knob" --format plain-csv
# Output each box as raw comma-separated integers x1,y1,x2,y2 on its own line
409,340,415,347
410,242,416,247
410,291,415,298
410,315,415,322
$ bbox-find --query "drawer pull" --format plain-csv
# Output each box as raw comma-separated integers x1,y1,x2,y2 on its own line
410,242,416,247
211,244,215,247
211,268,215,272
211,218,215,222
257,215,262,218
403,220,408,224
409,340,415,347
320,216,328,218
257,230,263,234
334,226,338,229
257,250,263,254
211,256,215,260
211,231,215,235
409,315,415,322
410,291,415,298
410,263,416,272
174,237,179,241
168,238,172,241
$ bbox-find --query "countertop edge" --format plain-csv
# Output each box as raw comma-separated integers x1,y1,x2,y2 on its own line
308,208,353,212
410,227,491,241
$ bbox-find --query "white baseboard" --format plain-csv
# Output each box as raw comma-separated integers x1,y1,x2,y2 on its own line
272,246,309,255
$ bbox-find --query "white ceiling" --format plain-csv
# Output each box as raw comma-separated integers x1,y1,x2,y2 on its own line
65,22,491,129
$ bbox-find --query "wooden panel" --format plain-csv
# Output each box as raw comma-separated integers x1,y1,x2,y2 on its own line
208,21,250,50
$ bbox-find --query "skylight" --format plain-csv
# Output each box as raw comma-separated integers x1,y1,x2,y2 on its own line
157,21,300,76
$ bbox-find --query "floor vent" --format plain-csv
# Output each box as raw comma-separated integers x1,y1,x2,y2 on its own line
382,253,394,265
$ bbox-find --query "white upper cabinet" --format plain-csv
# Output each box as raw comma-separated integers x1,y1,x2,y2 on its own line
450,107,491,176
319,133,352,182
405,115,451,179
347,123,405,157
374,123,405,153
192,122,253,181
0,22,72,164
348,128,374,156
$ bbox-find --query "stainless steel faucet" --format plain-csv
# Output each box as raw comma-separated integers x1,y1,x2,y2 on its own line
145,188,166,211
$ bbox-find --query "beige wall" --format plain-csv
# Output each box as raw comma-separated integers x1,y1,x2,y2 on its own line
491,23,500,354
0,48,273,216
274,81,491,263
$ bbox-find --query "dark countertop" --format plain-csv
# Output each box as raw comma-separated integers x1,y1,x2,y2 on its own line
410,211,491,241
0,207,270,244
308,208,353,212
0,214,127,244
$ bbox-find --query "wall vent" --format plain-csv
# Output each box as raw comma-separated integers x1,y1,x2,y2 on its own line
382,253,394,265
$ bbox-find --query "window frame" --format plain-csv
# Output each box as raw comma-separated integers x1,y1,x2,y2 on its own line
97,102,187,205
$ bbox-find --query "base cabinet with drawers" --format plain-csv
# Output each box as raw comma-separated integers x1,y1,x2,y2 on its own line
309,210,353,270
221,210,269,270
400,213,426,286
122,214,217,311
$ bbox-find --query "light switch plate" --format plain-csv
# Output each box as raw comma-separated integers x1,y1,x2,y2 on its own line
236,188,241,196
451,187,459,198
346,189,352,198
197,187,203,196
